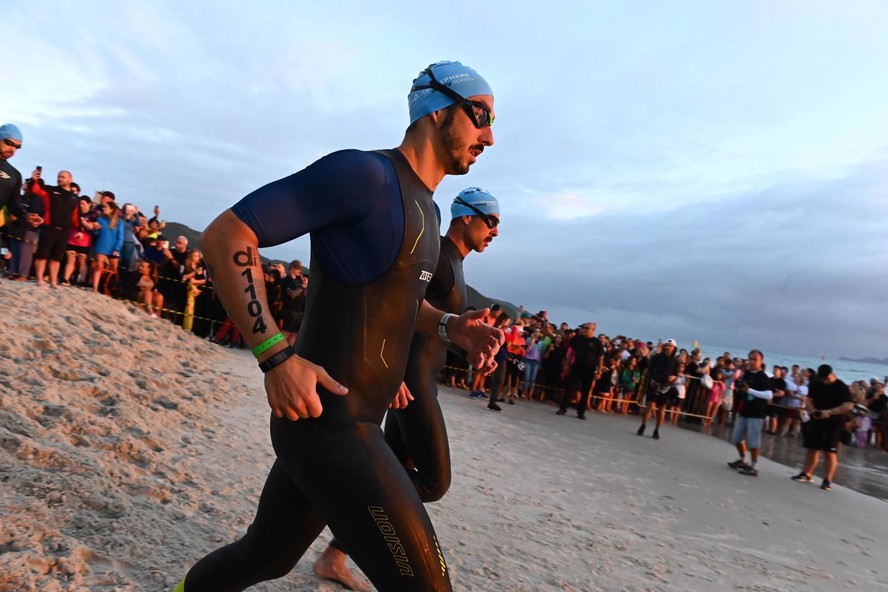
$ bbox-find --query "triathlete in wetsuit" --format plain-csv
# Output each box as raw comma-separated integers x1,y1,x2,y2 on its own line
314,188,501,590
0,124,24,233
175,61,502,592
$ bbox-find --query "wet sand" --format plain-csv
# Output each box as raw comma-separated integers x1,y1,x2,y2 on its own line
2,279,886,591
680,422,888,502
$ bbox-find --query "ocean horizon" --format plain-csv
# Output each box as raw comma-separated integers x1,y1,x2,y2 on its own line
695,344,886,384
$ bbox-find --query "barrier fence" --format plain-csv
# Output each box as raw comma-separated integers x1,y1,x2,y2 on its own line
5,229,886,442
438,363,888,430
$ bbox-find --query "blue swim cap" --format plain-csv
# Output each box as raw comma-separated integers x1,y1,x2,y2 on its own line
451,187,499,219
0,124,23,142
408,61,493,125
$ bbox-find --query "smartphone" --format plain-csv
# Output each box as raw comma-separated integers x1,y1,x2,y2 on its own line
36,166,42,172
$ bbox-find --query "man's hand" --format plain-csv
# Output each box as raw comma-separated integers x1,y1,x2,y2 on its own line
447,308,505,373
263,354,348,421
389,381,414,410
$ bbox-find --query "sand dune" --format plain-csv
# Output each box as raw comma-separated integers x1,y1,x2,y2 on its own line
1,280,886,591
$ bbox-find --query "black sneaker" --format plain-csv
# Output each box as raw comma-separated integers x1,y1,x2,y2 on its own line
727,459,746,470
556,409,566,416
821,479,832,491
576,415,586,420
637,424,646,436
791,472,812,483
487,403,502,412
738,465,758,476
652,429,660,440
507,399,515,405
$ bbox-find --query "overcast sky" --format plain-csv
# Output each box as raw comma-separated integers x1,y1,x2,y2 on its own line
5,0,887,358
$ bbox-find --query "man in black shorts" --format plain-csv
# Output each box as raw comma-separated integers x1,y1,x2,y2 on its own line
30,170,78,288
556,322,604,419
636,338,679,439
174,60,502,592
791,364,853,491
279,259,307,345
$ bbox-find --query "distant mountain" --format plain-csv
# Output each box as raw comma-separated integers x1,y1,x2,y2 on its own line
466,285,518,319
160,221,202,248
838,356,888,366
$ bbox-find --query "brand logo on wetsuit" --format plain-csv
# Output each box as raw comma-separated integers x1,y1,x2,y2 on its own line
368,506,414,576
419,270,433,282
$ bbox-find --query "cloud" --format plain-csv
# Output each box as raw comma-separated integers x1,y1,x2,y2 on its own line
6,0,888,360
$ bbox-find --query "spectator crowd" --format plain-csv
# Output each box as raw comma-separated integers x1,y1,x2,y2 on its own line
2,125,885,466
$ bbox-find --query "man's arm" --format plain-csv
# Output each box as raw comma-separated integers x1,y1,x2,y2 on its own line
201,210,347,421
415,300,504,371
747,387,774,401
816,401,854,418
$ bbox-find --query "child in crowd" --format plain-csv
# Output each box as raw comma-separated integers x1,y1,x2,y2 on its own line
129,259,164,318
593,356,615,412
617,356,640,414
669,362,688,424
91,201,124,293
521,327,545,400
706,369,726,426
61,197,95,286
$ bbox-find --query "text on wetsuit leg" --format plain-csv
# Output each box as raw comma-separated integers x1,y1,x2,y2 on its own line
232,246,268,334
368,506,414,576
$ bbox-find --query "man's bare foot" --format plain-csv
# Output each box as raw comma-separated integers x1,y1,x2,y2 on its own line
313,544,374,592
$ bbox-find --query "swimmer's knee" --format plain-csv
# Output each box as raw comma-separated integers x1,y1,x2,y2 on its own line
418,472,451,503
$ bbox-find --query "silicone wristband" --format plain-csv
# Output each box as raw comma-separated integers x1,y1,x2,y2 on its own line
258,345,297,373
252,333,285,357
438,313,457,342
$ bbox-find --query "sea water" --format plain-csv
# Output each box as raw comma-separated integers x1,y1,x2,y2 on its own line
696,344,887,384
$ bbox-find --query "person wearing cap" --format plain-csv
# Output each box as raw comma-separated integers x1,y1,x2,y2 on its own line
0,124,25,242
175,61,501,592
636,339,679,439
314,187,500,589
791,364,853,490
2,125,48,281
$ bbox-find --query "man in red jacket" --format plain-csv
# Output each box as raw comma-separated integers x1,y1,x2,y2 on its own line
29,169,79,288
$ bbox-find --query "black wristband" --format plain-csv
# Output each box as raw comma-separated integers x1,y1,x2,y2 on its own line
258,345,297,373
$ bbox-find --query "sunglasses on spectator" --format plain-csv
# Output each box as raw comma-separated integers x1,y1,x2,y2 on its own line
3,138,22,149
414,66,494,129
454,197,499,228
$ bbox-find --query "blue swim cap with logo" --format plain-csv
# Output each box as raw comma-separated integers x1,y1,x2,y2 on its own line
451,187,499,219
0,123,23,142
408,61,493,125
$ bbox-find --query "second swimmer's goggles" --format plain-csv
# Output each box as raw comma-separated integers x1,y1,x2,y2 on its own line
453,197,499,228
412,66,494,129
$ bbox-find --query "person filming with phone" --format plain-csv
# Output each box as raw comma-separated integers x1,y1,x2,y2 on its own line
791,364,853,491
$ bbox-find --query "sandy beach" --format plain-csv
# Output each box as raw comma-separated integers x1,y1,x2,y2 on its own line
1,280,886,592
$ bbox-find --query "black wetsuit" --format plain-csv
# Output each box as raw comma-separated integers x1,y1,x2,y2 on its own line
183,149,453,591
0,158,23,220
384,236,465,502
